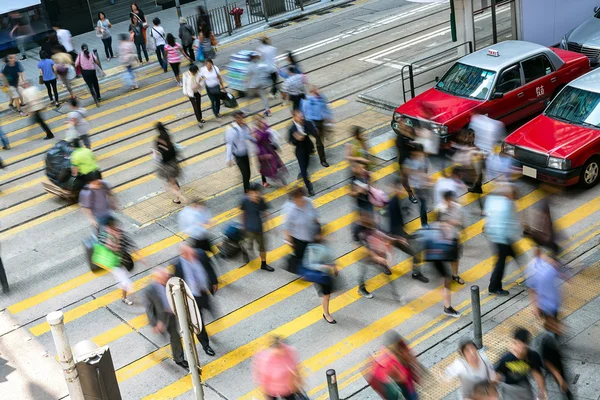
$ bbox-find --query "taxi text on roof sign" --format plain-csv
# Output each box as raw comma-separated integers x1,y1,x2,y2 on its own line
487,49,500,57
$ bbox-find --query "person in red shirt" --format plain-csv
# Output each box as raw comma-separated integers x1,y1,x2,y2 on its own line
252,336,303,399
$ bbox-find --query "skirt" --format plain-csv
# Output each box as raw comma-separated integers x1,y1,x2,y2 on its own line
157,159,181,182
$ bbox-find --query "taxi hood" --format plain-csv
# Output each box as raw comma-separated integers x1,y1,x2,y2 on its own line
505,114,600,158
395,87,481,126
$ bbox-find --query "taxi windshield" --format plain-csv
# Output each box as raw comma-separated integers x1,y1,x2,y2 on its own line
435,63,496,100
545,86,600,128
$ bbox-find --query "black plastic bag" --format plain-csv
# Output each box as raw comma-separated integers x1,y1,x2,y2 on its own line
45,140,73,188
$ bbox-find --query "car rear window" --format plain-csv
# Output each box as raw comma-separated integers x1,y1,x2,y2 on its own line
436,63,496,100
545,86,600,128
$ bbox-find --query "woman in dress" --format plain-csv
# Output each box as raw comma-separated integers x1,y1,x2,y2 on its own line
153,122,185,204
252,114,286,188
444,340,496,399
96,12,114,61
199,59,224,119
164,33,191,86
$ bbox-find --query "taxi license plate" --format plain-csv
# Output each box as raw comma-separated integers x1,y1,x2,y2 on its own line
522,166,537,179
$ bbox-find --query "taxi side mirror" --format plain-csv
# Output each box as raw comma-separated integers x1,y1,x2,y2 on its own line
492,92,504,100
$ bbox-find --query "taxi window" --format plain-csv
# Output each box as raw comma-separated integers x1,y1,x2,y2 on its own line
521,55,553,84
495,64,523,94
545,86,600,128
436,63,496,100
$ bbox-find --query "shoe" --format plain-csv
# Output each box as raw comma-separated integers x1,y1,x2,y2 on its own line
323,314,337,324
308,189,315,197
43,136,54,140
2,146,10,150
380,265,392,275
97,97,102,101
321,161,329,168
268,93,275,100
20,55,26,60
490,289,510,296
173,199,181,204
264,110,271,117
55,102,60,108
19,111,26,117
452,275,465,285
358,287,374,299
122,297,133,306
175,360,189,370
408,193,418,204
412,272,429,283
260,264,274,272
443,306,461,318
262,182,271,188
203,346,215,356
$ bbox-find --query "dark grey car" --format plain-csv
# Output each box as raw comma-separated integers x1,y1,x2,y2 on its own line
560,7,600,67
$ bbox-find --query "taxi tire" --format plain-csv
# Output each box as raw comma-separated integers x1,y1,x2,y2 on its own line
580,156,600,189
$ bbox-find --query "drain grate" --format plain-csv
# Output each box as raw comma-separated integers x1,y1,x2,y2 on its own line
338,3,353,7
295,17,310,22
316,10,332,15
274,23,290,29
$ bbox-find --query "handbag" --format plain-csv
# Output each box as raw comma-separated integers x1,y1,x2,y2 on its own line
368,187,389,207
38,75,44,85
297,265,330,284
196,49,205,62
67,65,76,80
221,92,238,108
91,243,121,270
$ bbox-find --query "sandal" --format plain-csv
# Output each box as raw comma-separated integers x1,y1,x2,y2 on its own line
452,275,465,285
262,182,271,188
122,298,133,306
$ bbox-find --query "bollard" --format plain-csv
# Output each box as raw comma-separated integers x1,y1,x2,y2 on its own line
326,369,339,400
47,311,85,400
471,285,483,349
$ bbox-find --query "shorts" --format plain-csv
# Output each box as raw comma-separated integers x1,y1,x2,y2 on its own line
316,276,334,296
432,260,451,279
8,86,20,100
245,231,266,253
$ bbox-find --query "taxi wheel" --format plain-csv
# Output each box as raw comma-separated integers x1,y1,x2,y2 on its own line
580,157,600,189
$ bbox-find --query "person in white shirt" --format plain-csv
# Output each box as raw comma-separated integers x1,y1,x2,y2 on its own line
256,36,278,98
53,25,76,60
182,64,205,126
68,98,91,148
246,53,271,117
469,113,505,155
149,18,168,72
434,166,467,208
21,81,54,139
225,110,254,193
199,59,224,118
444,340,496,400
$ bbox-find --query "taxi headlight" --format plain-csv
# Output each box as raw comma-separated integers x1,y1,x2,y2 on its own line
393,112,402,122
502,142,515,156
431,124,448,135
548,157,571,170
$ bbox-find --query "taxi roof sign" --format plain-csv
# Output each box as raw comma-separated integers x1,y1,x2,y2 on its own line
487,49,500,57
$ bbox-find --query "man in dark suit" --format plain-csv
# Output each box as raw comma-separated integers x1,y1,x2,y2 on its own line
174,244,218,356
143,268,188,369
288,109,315,196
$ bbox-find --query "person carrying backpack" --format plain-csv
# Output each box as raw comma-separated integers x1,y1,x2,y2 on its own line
79,176,117,231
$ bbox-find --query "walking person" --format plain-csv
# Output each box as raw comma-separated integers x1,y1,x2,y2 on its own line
174,244,217,356
284,187,320,265
433,167,467,210
436,190,465,285
182,64,205,126
164,33,191,86
526,246,562,320
253,337,304,399
96,12,114,61
240,183,274,271
129,17,149,64
197,6,212,32
21,81,54,139
9,11,33,60
0,252,8,293
495,328,548,400
443,340,496,399
304,232,338,323
52,50,75,99
301,86,331,167
130,3,148,42
179,199,212,252
252,114,287,187
70,139,101,184
257,36,278,98
1,54,26,116
281,66,305,111
346,126,373,168
225,110,254,193
153,122,185,204
288,110,315,196
404,143,432,228
149,18,167,72
485,184,521,296
68,98,92,148
118,33,139,90
536,315,573,399
178,17,196,62
198,23,217,61
144,268,188,370
396,118,418,204
75,44,102,105
200,59,225,119
53,25,76,61
246,53,271,117
79,176,117,231
0,126,10,150
38,51,59,107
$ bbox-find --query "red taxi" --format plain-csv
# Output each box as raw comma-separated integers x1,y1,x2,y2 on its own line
503,68,600,188
391,40,589,139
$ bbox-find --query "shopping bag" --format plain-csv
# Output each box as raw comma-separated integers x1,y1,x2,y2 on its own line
91,243,121,270
83,236,100,272
196,48,205,62
67,65,76,80
221,92,238,108
297,265,330,284
95,64,106,78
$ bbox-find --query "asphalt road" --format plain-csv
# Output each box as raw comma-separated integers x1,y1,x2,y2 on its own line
0,0,599,399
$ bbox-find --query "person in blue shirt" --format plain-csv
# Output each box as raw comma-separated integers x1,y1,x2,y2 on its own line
37,50,59,107
300,86,332,167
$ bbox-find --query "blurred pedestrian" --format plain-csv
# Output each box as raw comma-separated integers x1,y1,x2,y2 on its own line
443,340,496,399
346,126,373,168
253,336,304,399
130,3,148,42
257,36,278,98
536,315,573,399
281,66,305,111
129,16,149,64
436,190,465,285
149,18,167,72
144,268,188,370
96,12,114,61
9,11,33,60
1,54,26,116
225,110,253,193
404,143,432,227
0,254,8,293
484,185,521,296
75,44,102,105
52,50,75,99
289,110,315,196
523,194,559,255
305,231,338,323
41,31,63,57
247,53,271,116
301,86,331,167
118,33,139,90
284,187,320,262
53,25,76,61
174,243,217,356
240,183,274,271
182,64,205,126
164,33,191,86
396,118,418,204
433,167,466,211
526,246,561,320
469,113,505,156
351,163,373,215
198,23,217,61
153,122,184,204
388,176,429,283
21,81,54,139
197,6,212,32
281,51,302,75
179,198,212,252
200,59,225,119
470,382,500,400
252,114,287,187
70,138,100,184
495,328,547,400
0,126,10,150
38,51,59,107
178,17,196,61
79,176,117,231
68,98,92,148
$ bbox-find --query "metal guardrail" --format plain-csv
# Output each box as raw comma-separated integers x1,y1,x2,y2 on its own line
400,41,473,103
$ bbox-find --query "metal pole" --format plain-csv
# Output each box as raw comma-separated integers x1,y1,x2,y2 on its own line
260,0,269,22
326,369,340,400
46,311,85,400
173,284,204,400
408,64,415,99
470,285,483,349
299,0,305,12
449,0,457,42
85,0,95,30
491,0,498,44
175,0,182,18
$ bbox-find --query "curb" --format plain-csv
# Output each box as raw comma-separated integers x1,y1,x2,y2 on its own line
268,0,356,27
356,93,399,112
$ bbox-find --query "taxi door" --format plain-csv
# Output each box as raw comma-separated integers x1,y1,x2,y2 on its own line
519,53,557,117
485,63,528,125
